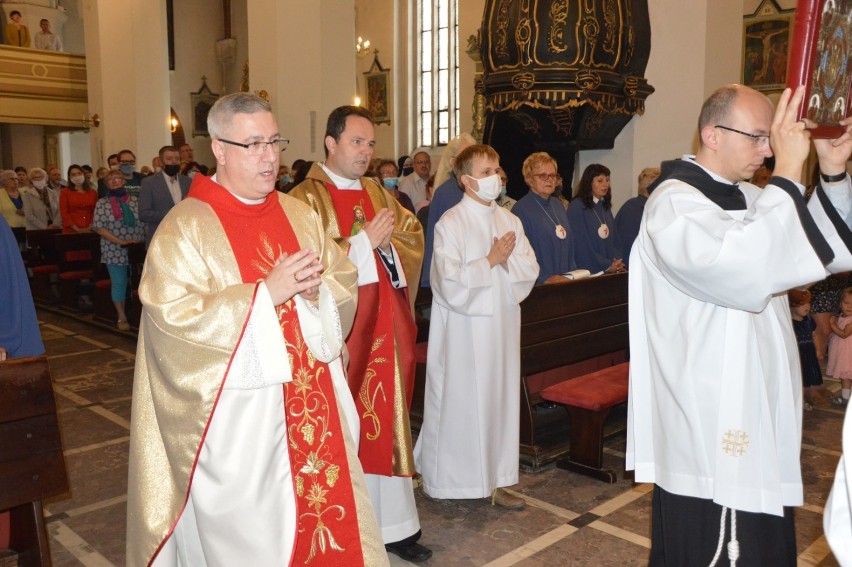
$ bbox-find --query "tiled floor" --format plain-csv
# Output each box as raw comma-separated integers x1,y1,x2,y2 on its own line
28,309,846,566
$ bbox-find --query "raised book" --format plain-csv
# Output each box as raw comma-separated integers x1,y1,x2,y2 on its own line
784,0,852,138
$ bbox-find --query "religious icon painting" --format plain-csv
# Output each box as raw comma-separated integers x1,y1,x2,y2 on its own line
350,204,367,236
786,0,852,137
742,0,794,93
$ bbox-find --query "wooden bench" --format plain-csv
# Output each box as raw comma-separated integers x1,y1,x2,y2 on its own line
25,229,61,304
0,355,69,566
540,362,629,482
54,232,100,312
518,273,629,470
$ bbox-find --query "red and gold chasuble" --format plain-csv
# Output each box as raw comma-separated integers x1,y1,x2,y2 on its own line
324,183,417,476
194,180,364,566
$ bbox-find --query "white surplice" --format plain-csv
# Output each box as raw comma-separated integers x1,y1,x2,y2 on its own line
825,403,852,566
627,157,852,517
414,195,538,499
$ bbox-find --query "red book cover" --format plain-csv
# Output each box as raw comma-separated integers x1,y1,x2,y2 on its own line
785,0,852,138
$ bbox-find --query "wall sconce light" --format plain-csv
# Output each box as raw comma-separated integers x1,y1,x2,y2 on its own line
81,113,100,128
356,36,373,58
170,117,179,133
354,96,361,107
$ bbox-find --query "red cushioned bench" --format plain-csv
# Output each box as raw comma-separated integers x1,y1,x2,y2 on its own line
540,362,629,483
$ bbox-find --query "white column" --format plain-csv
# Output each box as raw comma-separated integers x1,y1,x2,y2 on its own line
246,0,356,161
81,0,171,167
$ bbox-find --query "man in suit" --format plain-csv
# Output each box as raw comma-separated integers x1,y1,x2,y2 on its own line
138,145,191,245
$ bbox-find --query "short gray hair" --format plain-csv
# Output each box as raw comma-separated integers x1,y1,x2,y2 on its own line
0,170,15,182
207,93,272,140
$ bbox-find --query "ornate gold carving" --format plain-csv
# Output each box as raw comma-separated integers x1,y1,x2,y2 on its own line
576,69,602,91
602,0,618,54
495,0,511,58
580,16,599,65
722,430,750,457
509,111,542,135
550,107,576,136
548,0,570,54
583,111,606,136
515,18,533,66
511,72,536,90
623,76,639,96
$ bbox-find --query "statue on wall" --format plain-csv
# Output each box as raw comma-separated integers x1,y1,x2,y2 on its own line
480,0,654,195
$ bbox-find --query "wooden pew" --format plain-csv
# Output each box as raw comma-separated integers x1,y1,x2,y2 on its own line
25,229,61,304
409,273,629,472
0,355,69,566
518,273,629,470
54,232,99,312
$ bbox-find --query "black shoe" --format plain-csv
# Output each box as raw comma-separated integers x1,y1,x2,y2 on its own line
385,542,433,563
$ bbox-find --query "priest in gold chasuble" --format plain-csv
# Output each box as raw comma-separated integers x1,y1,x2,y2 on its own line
290,106,431,563
126,93,387,567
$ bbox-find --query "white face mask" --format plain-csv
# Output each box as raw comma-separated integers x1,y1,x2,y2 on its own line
32,179,47,190
70,175,85,186
467,173,501,201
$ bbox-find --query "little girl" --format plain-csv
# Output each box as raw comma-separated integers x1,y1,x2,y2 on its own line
789,289,824,411
827,287,852,406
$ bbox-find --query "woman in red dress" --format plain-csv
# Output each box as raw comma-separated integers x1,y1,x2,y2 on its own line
60,164,98,234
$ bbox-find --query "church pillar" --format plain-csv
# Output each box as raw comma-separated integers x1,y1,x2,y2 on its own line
81,0,171,167
246,0,356,160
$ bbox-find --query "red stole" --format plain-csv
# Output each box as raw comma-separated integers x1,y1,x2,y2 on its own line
192,177,364,566
325,183,417,476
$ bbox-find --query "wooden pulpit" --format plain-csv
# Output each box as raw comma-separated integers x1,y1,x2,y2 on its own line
0,355,69,566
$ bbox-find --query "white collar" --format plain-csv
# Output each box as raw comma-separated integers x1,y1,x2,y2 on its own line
320,163,362,190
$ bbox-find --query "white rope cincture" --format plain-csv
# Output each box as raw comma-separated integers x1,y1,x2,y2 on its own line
727,509,740,566
708,506,727,567
708,506,740,567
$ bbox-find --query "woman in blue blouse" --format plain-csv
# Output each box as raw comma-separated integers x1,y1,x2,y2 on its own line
91,170,146,330
567,164,625,273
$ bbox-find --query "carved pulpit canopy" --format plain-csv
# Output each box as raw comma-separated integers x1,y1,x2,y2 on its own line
481,0,654,151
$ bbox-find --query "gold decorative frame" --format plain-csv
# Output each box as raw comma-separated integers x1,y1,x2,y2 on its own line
363,56,391,124
742,0,795,92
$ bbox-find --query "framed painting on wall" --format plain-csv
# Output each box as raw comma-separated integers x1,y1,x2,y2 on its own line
742,0,795,92
364,56,391,125
190,77,219,138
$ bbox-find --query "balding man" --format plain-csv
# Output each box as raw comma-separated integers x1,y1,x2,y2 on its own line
398,150,431,209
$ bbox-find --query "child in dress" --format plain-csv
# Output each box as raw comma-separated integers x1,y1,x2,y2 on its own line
789,289,824,411
827,287,852,406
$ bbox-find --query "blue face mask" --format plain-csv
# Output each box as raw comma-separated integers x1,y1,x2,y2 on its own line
280,174,292,185
382,177,399,190
499,184,507,198
119,163,134,176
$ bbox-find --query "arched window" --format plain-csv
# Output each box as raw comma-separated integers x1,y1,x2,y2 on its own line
418,0,459,147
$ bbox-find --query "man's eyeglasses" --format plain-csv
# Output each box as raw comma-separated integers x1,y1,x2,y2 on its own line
413,160,430,165
533,173,560,182
218,138,290,155
714,125,770,148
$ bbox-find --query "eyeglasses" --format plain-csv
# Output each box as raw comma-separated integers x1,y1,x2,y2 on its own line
119,160,135,165
714,125,770,147
413,160,430,165
218,138,290,155
533,173,559,182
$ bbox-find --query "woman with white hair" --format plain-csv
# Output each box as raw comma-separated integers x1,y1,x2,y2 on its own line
22,167,61,230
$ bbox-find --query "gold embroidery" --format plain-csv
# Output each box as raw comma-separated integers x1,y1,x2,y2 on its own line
359,369,386,441
280,300,351,560
721,430,750,457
